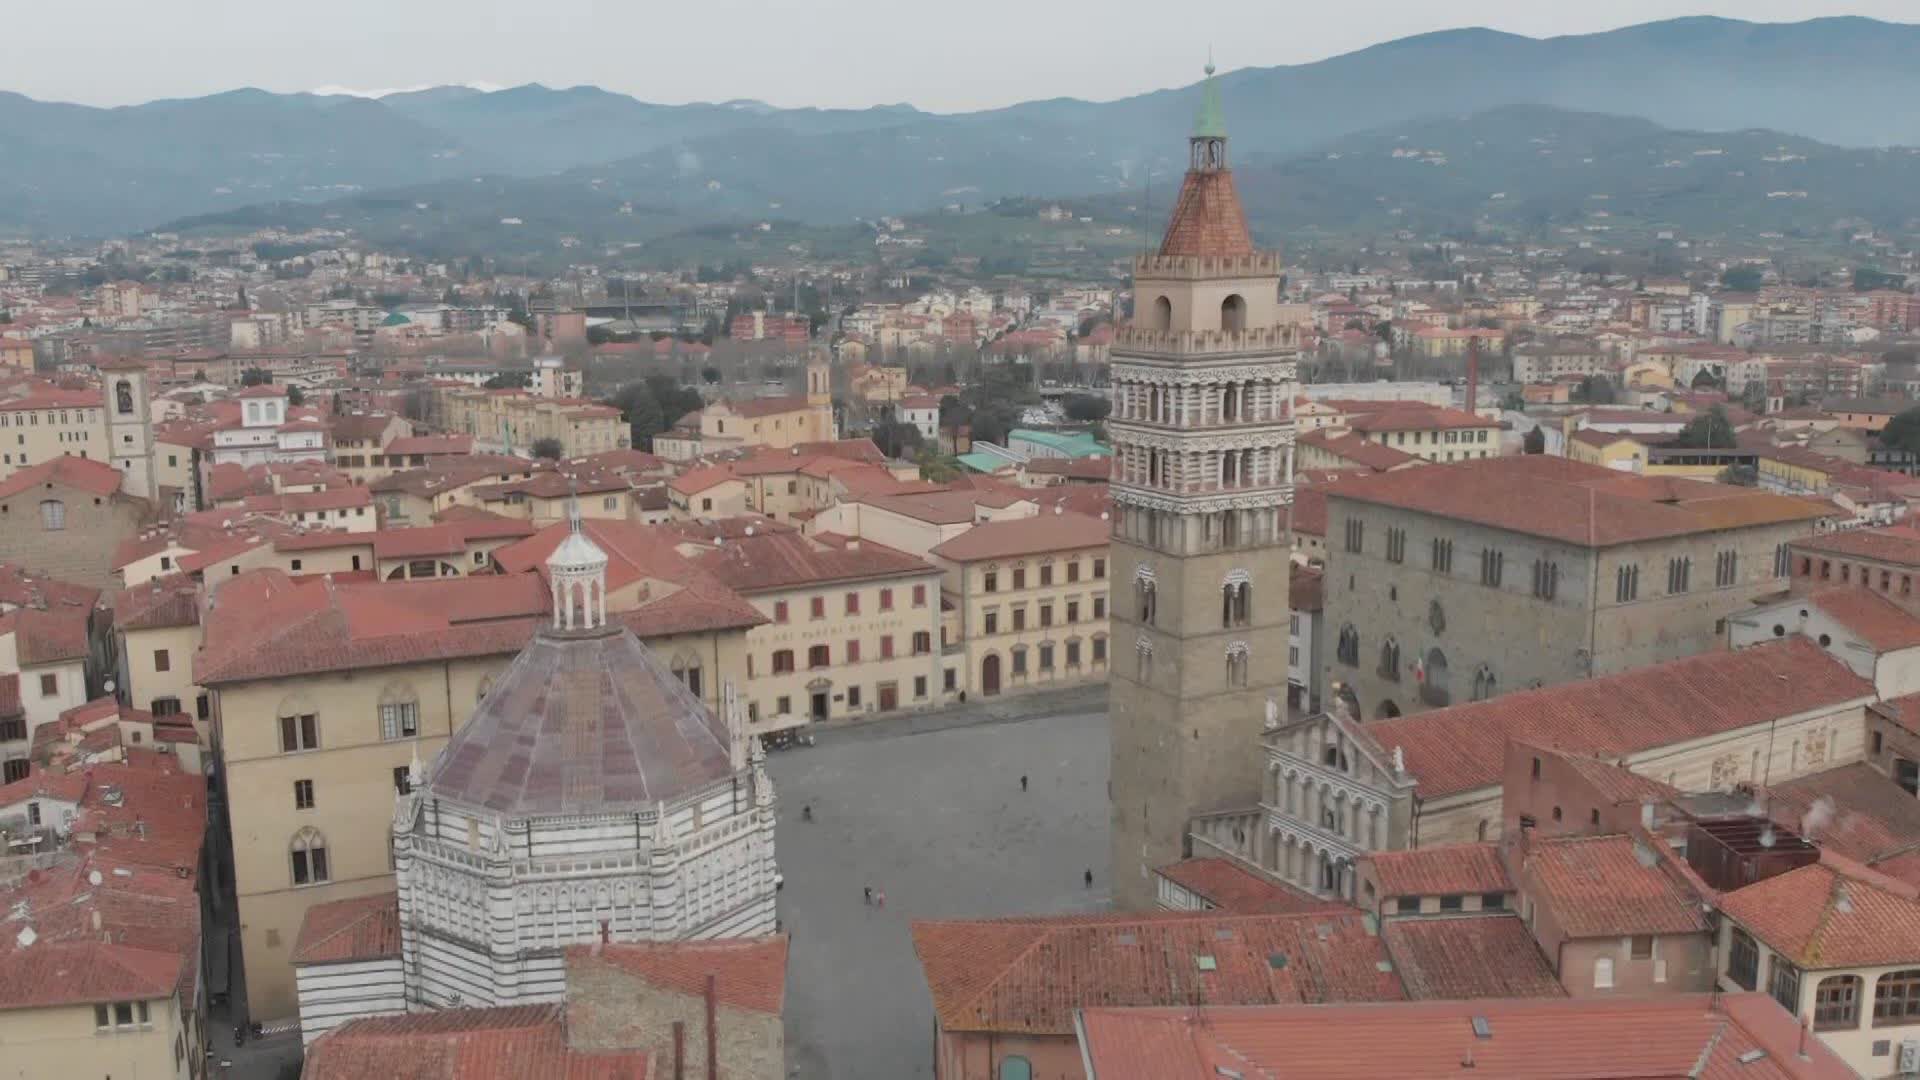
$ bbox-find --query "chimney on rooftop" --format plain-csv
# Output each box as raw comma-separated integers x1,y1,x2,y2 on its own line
705,974,719,1080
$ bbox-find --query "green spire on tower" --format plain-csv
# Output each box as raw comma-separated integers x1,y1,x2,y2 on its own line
1193,53,1226,140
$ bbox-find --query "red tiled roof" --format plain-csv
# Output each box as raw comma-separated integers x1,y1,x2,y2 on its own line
1766,763,1920,871
385,434,473,456
668,464,738,496
911,910,1405,1036
372,524,466,559
1521,834,1708,938
302,1004,650,1080
292,891,401,965
1362,844,1511,898
1157,168,1256,258
0,454,126,501
1524,744,1679,807
194,570,542,685
1360,639,1872,799
491,521,765,636
698,531,935,593
3,606,92,666
856,487,1029,524
1153,858,1338,915
563,936,789,1016
1721,859,1920,968
1796,523,1920,568
1296,429,1420,471
1803,586,1920,651
1381,916,1565,1001
1344,406,1495,434
1074,994,1851,1080
110,574,201,631
927,512,1108,562
0,563,99,612
1326,455,1829,547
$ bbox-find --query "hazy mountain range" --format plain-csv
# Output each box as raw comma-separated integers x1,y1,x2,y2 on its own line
3,15,1920,240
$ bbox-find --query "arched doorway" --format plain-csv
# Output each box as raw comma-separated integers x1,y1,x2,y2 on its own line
1375,699,1402,720
1221,294,1247,332
981,653,1002,696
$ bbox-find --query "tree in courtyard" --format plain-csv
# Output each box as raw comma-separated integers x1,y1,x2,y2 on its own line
1879,407,1920,457
1574,374,1616,405
1721,266,1765,292
1671,405,1735,450
240,367,271,387
1061,393,1111,423
530,438,564,460
870,420,924,459
1523,426,1546,455
286,385,306,407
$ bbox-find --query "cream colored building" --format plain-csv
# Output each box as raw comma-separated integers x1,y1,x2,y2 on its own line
697,529,947,729
1343,406,1501,463
927,513,1111,698
195,555,761,1020
112,575,209,740
0,385,108,484
655,357,835,462
434,385,627,459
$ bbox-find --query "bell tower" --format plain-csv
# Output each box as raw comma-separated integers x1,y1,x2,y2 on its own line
1107,61,1299,908
804,350,835,439
97,358,156,504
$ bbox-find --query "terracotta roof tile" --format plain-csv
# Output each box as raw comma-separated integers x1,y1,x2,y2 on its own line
1296,429,1420,472
1362,844,1511,899
4,606,92,666
1361,639,1872,799
1327,455,1829,547
927,512,1108,562
492,521,765,635
1381,915,1565,1000
1721,859,1920,968
1803,586,1920,650
292,891,401,965
1075,994,1852,1079
698,532,936,593
1766,763,1920,870
912,910,1404,1036
1795,523,1920,568
110,574,201,631
302,1004,650,1080
0,455,126,501
1157,168,1256,258
1521,834,1708,938
1344,406,1496,434
563,936,788,1015
1153,858,1339,915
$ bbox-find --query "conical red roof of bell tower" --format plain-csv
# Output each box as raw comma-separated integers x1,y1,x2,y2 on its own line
1158,170,1255,258
1156,59,1257,259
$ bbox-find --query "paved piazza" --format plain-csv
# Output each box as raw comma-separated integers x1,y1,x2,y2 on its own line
770,699,1111,1080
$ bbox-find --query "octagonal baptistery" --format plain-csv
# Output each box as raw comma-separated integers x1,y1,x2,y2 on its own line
391,523,777,1010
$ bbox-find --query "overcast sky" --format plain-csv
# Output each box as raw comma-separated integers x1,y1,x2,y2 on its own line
10,1,1916,112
